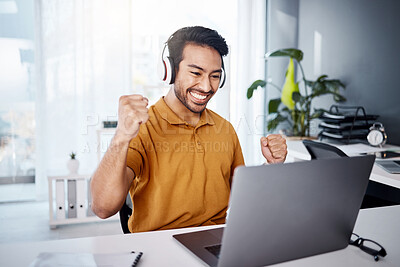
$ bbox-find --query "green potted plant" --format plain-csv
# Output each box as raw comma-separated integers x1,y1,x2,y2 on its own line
247,48,346,137
67,151,79,174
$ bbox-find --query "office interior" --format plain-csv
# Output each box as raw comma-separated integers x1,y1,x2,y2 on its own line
0,0,399,256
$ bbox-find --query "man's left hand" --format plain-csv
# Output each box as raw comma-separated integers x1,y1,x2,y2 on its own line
260,134,287,164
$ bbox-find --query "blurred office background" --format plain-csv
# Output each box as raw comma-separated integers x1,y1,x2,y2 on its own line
0,0,399,242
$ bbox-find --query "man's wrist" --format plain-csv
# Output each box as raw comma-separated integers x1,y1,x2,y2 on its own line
114,129,134,144
110,131,132,151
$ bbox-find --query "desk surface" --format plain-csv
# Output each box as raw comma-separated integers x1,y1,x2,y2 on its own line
287,140,400,189
1,205,399,267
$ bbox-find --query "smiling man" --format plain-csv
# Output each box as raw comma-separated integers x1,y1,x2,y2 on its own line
90,26,287,233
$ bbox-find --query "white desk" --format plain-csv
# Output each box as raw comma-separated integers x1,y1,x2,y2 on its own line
0,205,399,267
286,140,400,189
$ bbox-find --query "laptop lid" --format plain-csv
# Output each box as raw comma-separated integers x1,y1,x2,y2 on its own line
219,155,375,267
174,155,375,267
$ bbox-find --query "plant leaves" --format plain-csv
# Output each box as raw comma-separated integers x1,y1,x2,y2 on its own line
334,94,347,102
259,53,346,135
316,75,328,82
280,58,300,110
310,108,326,119
247,79,267,99
265,48,304,62
268,98,281,113
324,80,345,91
292,92,301,102
305,80,314,87
267,114,288,131
308,76,346,102
326,79,345,89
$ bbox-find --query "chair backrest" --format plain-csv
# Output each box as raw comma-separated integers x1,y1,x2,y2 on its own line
119,194,132,234
302,140,348,159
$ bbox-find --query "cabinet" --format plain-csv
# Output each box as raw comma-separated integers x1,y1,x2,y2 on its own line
47,174,118,229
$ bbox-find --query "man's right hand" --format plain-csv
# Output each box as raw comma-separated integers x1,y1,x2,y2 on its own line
116,94,149,141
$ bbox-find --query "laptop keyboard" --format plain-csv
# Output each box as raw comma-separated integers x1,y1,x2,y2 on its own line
205,244,222,258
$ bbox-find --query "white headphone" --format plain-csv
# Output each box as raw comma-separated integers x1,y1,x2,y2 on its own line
157,42,175,85
157,40,226,88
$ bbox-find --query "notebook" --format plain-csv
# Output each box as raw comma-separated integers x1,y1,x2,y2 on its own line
173,155,375,267
29,251,143,267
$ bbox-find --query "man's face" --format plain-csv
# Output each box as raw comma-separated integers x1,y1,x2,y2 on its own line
173,43,223,114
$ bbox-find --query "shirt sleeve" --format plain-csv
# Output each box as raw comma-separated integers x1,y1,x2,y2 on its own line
126,134,146,178
230,127,245,184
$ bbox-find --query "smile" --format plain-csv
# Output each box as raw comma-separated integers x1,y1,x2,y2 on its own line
189,91,207,101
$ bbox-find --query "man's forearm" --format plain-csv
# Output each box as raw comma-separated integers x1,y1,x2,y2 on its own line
90,133,133,219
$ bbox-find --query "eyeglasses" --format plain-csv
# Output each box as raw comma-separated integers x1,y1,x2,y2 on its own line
349,233,387,261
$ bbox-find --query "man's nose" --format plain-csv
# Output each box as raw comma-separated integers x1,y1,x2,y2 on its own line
198,76,213,92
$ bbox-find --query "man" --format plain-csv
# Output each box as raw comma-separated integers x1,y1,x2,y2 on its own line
90,26,287,233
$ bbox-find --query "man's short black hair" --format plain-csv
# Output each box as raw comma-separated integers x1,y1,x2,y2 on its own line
167,26,228,72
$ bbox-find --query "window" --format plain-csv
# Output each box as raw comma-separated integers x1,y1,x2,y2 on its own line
0,0,36,202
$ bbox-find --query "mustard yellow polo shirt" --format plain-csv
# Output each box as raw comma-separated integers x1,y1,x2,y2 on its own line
126,97,244,233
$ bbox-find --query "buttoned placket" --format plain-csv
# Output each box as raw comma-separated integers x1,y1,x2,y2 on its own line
194,125,205,153
156,98,213,154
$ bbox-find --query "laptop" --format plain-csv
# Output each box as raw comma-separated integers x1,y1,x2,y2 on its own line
375,160,400,174
173,155,375,267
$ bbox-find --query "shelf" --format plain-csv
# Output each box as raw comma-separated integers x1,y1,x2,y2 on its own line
48,174,119,229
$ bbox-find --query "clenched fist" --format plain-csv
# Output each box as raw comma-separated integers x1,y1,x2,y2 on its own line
260,134,287,164
115,94,149,141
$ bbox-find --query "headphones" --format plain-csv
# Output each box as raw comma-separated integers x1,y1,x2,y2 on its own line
157,38,226,88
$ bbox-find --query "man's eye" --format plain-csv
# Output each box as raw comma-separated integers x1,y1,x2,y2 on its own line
191,72,201,76
211,75,221,79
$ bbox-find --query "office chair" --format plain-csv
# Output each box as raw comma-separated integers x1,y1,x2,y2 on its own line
119,194,132,234
302,140,400,208
302,139,348,159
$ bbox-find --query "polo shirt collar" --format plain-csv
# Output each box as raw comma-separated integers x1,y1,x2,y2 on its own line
155,97,215,127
